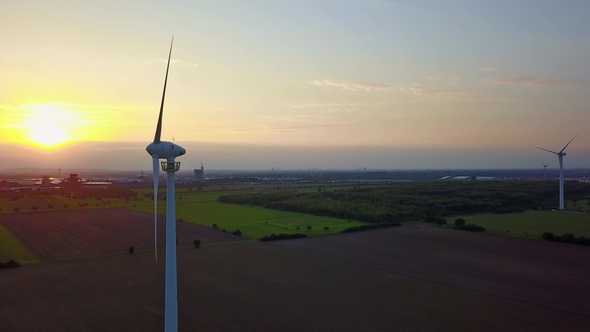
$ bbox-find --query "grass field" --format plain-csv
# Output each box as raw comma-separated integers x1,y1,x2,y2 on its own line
570,200,590,213
0,223,39,264
131,192,366,239
448,210,590,239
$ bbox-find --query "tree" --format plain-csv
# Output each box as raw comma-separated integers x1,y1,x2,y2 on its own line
128,246,135,254
193,239,201,248
454,218,466,227
307,225,312,231
324,226,330,231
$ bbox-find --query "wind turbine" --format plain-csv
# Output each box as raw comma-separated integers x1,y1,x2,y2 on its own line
542,163,548,181
537,133,578,210
145,36,185,332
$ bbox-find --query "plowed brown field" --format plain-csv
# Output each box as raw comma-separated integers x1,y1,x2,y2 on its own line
1,226,590,331
0,208,244,261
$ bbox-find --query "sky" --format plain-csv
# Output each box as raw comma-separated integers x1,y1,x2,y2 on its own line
1,0,590,170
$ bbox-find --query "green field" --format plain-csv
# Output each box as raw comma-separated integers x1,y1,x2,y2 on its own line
448,210,590,239
131,192,366,239
0,224,39,265
570,200,590,213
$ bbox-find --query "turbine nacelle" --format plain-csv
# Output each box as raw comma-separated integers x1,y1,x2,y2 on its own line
146,141,186,159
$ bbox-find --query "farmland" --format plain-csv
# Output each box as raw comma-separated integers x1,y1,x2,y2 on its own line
0,223,38,264
1,225,590,331
131,192,367,239
0,208,244,262
448,210,590,239
2,183,590,266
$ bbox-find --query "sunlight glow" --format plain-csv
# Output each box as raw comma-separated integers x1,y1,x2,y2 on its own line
21,104,81,149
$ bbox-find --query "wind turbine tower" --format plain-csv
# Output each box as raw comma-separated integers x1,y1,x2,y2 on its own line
542,164,548,182
537,133,578,210
145,37,185,332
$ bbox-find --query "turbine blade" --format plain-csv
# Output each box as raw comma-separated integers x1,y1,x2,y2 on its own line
536,147,558,155
154,36,174,144
559,132,579,154
153,155,160,263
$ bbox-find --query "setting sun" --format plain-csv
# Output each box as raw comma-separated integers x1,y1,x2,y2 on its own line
21,104,81,148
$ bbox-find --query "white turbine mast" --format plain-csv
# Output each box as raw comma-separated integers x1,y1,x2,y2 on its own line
542,163,548,182
145,36,185,332
537,133,578,210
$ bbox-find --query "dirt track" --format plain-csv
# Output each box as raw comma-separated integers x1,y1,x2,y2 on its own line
1,225,590,331
0,208,244,261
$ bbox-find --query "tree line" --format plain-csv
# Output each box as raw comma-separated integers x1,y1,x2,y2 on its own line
218,181,590,223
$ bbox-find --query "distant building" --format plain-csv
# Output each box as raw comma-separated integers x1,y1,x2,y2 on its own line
138,171,147,181
68,174,80,192
194,164,205,182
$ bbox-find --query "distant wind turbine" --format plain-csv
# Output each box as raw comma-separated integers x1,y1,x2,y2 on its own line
145,36,185,332
537,133,578,210
542,163,548,182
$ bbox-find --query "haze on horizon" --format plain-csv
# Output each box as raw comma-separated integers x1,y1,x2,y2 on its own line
1,1,589,170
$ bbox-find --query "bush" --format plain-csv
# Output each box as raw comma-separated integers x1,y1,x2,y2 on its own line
0,260,20,269
13,207,20,212
31,205,38,210
455,224,485,232
212,224,218,229
260,233,307,242
323,226,330,231
47,204,53,209
306,225,312,231
63,204,69,208
495,207,524,214
128,246,135,254
232,230,242,237
424,216,445,224
454,218,466,226
436,218,447,226
542,232,590,246
341,222,402,233
193,239,201,248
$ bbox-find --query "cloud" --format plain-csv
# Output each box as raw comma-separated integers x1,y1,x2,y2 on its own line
290,101,388,113
144,59,199,67
309,79,395,92
481,77,588,89
427,75,461,85
169,59,199,67
309,79,518,102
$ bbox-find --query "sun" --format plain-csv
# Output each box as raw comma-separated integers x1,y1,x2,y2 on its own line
22,104,80,148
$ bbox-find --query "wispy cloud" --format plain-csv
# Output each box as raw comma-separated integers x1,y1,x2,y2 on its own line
309,79,517,102
481,77,588,89
144,59,199,67
169,59,199,67
309,79,395,92
290,101,388,113
427,75,461,85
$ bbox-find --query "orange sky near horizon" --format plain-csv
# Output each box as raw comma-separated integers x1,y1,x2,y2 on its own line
1,1,589,169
